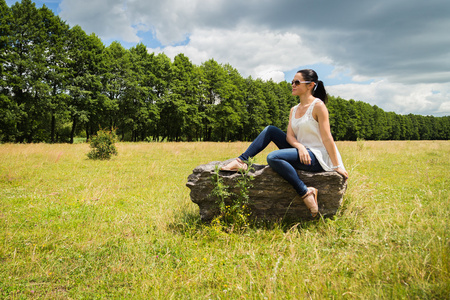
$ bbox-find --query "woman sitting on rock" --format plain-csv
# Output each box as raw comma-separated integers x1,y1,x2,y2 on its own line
221,69,348,217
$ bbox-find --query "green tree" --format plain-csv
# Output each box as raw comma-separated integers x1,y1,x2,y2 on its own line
355,101,374,140
328,96,349,141
103,42,131,140
344,99,361,140
159,53,202,141
39,5,71,142
243,78,269,141
200,59,227,141
201,62,245,141
5,0,49,142
212,75,243,141
262,80,283,130
0,0,20,142
418,116,432,140
386,112,402,140
407,114,421,140
66,26,106,142
435,116,450,140
151,53,172,140
371,106,388,140
128,43,159,141
222,64,246,140
0,0,9,83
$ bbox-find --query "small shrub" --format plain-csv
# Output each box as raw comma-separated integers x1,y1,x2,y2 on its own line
87,129,118,160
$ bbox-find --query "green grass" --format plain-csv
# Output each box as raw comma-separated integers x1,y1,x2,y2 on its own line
0,141,449,299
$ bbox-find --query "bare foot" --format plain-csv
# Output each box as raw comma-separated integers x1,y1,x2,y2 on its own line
302,187,318,217
220,158,248,172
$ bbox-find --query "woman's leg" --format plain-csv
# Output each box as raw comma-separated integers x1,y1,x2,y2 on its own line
238,125,291,161
266,148,323,196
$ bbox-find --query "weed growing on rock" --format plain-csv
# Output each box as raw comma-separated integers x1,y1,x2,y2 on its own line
210,159,255,232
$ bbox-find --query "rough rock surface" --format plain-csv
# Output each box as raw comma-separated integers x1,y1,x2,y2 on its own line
186,159,347,222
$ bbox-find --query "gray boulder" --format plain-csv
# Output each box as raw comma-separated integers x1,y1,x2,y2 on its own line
186,160,347,222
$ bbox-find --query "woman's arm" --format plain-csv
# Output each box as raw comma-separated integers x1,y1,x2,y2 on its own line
314,102,349,179
287,106,312,165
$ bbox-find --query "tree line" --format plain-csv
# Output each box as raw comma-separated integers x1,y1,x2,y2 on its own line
1,0,449,143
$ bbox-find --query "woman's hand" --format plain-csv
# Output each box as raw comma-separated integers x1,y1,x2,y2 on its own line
297,145,311,165
335,167,349,181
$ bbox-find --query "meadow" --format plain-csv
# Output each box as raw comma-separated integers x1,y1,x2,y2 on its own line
0,140,449,299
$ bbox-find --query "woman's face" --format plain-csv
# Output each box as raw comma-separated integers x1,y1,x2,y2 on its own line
291,73,313,96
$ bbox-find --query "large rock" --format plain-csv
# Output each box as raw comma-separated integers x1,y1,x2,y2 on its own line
186,160,347,222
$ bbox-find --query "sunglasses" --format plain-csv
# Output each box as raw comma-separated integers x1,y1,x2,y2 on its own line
291,80,312,86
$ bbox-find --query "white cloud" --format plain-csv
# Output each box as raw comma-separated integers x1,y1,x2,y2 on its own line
439,102,450,116
126,0,218,45
148,27,325,82
257,70,285,83
327,81,450,116
60,0,140,43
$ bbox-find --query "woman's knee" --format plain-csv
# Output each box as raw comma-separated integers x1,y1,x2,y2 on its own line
266,151,279,166
265,125,278,133
263,125,280,139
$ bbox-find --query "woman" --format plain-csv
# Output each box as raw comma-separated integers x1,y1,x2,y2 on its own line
221,69,348,217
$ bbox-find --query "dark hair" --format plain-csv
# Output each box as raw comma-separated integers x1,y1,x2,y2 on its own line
297,69,328,104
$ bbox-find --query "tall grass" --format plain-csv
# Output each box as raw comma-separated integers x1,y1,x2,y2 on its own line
0,141,449,299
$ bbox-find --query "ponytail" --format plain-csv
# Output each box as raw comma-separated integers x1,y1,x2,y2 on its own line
313,80,328,105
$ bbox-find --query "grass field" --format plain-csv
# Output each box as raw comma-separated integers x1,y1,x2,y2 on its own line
0,141,449,299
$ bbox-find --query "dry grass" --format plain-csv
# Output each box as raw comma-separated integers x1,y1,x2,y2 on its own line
0,141,449,299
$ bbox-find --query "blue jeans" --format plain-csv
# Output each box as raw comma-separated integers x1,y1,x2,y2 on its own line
239,125,323,196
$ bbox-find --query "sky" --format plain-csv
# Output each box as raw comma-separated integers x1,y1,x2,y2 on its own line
6,0,450,116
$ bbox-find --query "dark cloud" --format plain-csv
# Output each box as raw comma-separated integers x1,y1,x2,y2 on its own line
216,0,450,84
125,0,450,84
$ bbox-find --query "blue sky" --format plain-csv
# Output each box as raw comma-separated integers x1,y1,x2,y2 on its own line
6,0,450,116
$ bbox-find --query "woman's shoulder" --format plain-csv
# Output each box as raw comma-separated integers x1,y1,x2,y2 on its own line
312,99,329,120
313,99,327,110
290,104,299,114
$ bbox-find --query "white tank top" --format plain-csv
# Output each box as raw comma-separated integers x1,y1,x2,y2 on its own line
291,98,345,171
